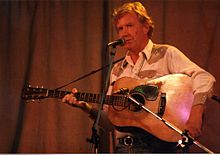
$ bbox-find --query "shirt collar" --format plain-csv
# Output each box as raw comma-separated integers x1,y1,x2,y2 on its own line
120,40,154,69
142,39,153,60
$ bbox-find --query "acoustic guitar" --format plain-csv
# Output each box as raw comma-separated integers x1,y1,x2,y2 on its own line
22,73,193,142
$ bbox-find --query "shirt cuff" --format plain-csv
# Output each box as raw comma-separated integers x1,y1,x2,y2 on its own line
193,92,209,106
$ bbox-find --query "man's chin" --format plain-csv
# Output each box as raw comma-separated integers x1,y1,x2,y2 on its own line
123,44,133,50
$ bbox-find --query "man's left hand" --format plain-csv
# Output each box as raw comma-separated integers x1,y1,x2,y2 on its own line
185,104,204,138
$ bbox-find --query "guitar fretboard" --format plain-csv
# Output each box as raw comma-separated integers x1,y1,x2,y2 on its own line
30,88,129,107
75,92,128,107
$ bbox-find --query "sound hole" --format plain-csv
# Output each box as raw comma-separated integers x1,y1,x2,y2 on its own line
128,93,145,112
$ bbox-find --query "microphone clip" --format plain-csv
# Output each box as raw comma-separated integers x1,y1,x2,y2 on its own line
177,130,194,153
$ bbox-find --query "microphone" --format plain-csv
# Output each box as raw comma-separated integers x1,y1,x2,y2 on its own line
107,38,125,47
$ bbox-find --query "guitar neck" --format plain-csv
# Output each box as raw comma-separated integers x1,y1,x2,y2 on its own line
44,89,128,106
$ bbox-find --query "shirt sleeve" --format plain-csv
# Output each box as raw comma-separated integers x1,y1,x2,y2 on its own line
166,46,216,106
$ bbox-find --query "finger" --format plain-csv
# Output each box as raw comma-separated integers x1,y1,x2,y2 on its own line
62,94,69,103
68,96,77,104
72,88,78,93
62,97,66,103
188,128,201,139
62,94,74,103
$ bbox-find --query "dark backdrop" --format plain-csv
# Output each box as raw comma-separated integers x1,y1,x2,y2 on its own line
0,0,220,153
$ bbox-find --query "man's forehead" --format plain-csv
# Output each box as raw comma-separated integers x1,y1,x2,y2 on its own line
116,12,138,26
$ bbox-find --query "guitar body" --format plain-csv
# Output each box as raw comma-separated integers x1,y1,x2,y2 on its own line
108,74,194,142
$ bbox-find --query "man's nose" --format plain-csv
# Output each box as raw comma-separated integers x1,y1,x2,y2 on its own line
119,28,129,38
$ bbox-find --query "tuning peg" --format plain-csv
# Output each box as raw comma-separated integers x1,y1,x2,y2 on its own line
29,99,40,103
26,99,41,103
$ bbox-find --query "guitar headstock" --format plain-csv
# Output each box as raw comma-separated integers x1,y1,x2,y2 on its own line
22,86,48,100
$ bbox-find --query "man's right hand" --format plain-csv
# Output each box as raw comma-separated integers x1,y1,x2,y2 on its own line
62,88,92,113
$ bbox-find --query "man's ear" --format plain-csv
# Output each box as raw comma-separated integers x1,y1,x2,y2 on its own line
143,23,149,35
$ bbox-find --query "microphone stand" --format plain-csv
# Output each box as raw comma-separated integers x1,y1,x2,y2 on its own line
211,95,220,104
126,94,214,153
86,45,117,153
54,56,124,90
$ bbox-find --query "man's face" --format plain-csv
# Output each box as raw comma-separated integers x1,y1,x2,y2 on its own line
116,12,149,53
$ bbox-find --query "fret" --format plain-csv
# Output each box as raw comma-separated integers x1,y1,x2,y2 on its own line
108,95,114,105
108,95,112,104
75,93,80,100
96,94,100,104
115,96,119,106
81,93,85,101
109,96,114,105
52,90,55,97
87,93,92,102
59,90,70,99
108,96,111,104
83,93,86,101
110,96,115,106
87,93,91,102
105,95,110,105
46,89,49,97
85,93,89,102
121,96,126,106
119,96,123,106
52,90,56,97
116,96,121,106
125,97,129,107
89,93,93,102
115,96,120,106
90,93,95,103
54,90,59,98
58,91,61,98
78,93,81,100
117,96,121,106
53,90,57,97
91,93,95,103
62,91,66,98
60,91,64,98
92,94,96,103
112,96,116,106
48,90,53,97
96,94,100,103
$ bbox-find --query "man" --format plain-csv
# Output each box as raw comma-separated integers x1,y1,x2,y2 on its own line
62,2,215,153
